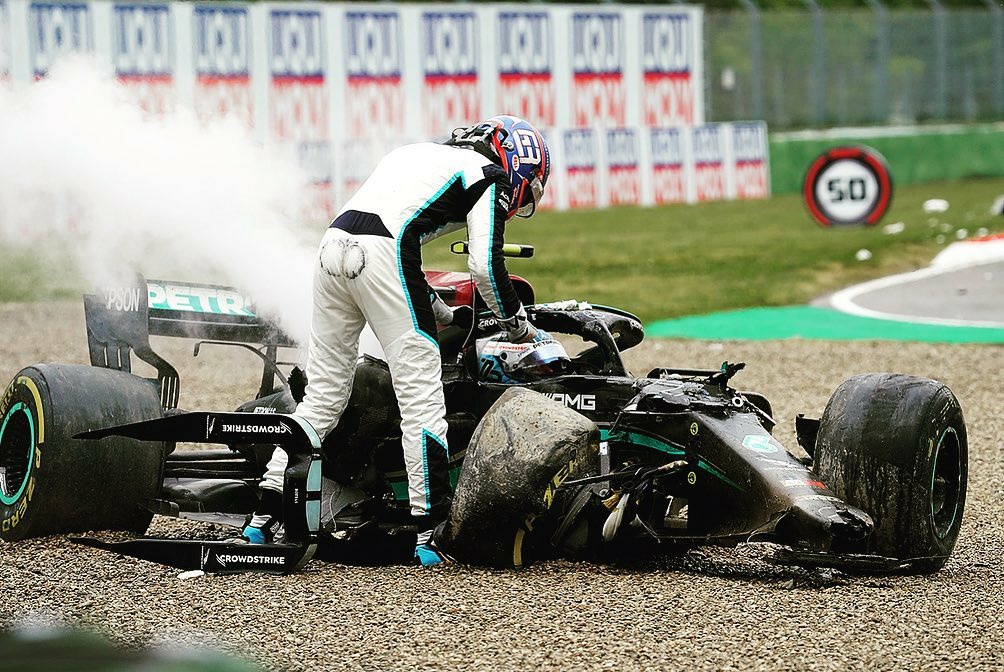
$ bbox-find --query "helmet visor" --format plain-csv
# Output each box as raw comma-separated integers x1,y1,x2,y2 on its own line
515,175,544,218
508,340,567,380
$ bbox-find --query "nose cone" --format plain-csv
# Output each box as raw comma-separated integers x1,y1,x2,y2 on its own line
774,498,874,553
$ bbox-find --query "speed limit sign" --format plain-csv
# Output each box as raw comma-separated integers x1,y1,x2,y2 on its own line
803,146,893,227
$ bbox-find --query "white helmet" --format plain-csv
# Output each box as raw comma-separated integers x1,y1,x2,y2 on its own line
475,334,569,384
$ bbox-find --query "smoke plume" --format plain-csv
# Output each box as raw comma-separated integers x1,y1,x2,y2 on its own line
0,58,321,344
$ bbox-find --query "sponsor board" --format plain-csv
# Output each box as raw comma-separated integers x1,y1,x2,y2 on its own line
692,125,726,202
4,3,770,213
298,141,332,184
650,127,687,204
28,2,92,78
422,11,479,135
193,5,251,124
268,8,330,215
147,282,256,317
570,12,624,128
345,11,403,140
536,128,557,211
269,9,326,143
337,137,379,203
642,12,696,127
113,3,174,114
605,128,639,205
563,128,598,209
732,122,769,199
497,12,554,127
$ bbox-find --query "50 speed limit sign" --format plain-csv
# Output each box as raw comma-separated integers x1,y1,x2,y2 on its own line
803,146,893,227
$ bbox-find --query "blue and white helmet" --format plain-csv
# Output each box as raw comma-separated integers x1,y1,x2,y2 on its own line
476,334,569,384
447,115,551,219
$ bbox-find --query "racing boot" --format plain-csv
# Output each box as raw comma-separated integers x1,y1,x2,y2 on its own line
414,522,451,567
233,489,284,545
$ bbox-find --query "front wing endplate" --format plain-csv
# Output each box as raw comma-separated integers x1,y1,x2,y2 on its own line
71,537,316,575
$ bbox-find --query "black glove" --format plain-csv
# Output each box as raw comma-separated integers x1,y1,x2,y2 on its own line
450,305,474,332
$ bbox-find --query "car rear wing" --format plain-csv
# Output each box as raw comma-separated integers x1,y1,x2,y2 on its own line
84,274,296,409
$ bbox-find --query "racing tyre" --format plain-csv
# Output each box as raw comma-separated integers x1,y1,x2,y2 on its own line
437,388,599,568
0,364,165,541
814,373,967,573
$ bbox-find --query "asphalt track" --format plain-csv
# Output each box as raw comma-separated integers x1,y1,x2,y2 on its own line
825,260,1004,329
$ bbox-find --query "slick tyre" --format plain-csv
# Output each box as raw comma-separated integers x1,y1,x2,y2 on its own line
0,364,165,541
814,374,967,573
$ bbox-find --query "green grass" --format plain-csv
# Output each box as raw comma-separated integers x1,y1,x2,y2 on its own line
0,249,83,303
423,178,1004,323
2,178,1002,322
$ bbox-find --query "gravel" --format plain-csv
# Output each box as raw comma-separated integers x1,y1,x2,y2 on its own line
1,302,1002,671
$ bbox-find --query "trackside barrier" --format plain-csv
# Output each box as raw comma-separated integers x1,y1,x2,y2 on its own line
0,1,771,210
769,124,1004,195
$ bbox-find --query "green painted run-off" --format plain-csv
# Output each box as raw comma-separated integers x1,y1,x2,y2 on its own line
646,306,1004,344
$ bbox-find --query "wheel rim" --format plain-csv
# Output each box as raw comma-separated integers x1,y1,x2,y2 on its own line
0,403,35,506
930,427,962,539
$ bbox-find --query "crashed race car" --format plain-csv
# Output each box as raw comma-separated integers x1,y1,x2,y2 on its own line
0,249,968,575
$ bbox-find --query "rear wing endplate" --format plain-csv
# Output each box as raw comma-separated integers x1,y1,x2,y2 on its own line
84,274,296,409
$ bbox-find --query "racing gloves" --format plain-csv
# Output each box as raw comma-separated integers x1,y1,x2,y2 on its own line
501,307,538,343
431,292,454,325
432,291,541,343
431,293,475,332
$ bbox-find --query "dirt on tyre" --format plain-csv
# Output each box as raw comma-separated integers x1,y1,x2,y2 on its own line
814,373,967,573
0,364,166,541
436,388,599,568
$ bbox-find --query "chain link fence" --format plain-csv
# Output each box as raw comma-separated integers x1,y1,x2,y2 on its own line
705,5,1004,128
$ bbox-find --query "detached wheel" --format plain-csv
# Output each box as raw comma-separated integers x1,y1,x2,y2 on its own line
814,373,967,573
0,364,165,541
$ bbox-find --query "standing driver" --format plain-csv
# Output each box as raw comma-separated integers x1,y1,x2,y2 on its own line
240,116,551,566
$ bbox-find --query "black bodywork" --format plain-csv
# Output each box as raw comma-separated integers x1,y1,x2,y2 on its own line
73,271,889,573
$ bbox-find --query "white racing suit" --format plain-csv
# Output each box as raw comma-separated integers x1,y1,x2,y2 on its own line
255,142,530,530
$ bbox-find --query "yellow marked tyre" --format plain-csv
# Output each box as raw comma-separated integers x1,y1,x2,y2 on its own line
0,364,165,542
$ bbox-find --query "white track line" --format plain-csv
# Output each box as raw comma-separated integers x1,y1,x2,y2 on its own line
828,260,1004,329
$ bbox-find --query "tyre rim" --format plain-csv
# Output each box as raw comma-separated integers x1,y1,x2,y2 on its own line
0,403,35,506
931,427,962,539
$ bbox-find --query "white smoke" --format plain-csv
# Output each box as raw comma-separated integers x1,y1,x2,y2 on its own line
0,58,321,343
